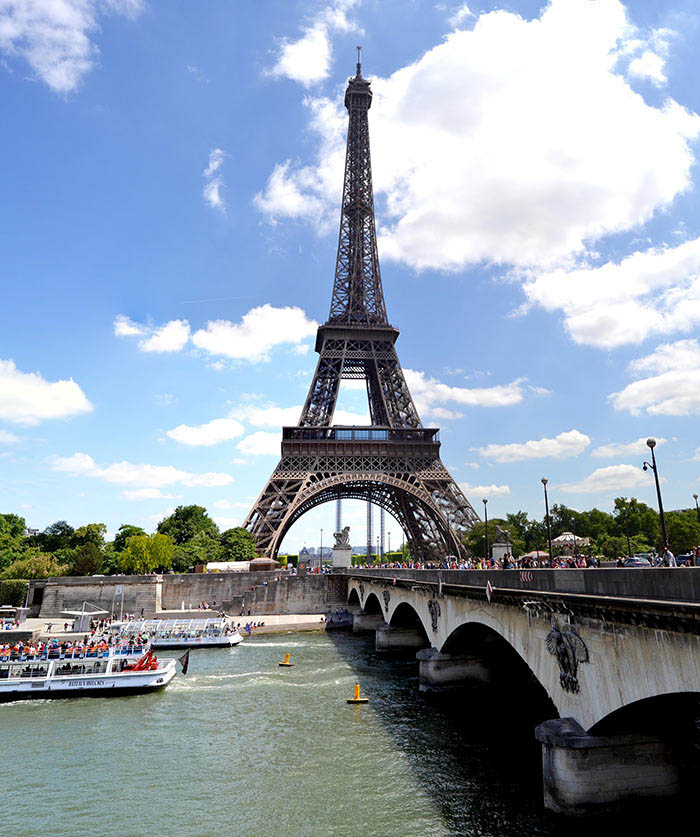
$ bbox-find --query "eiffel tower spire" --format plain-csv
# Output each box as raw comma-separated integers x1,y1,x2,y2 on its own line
243,55,480,561
328,47,387,325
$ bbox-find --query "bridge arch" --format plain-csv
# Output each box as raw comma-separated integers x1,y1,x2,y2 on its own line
362,592,383,615
347,588,360,607
268,475,465,560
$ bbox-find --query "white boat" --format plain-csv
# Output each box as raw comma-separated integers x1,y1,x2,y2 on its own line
0,649,176,703
112,617,243,649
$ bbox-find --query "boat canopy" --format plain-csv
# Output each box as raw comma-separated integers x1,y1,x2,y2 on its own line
110,618,228,634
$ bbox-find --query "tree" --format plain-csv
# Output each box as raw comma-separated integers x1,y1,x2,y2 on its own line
71,523,107,550
220,527,257,561
113,524,146,553
0,553,68,580
666,513,700,556
613,498,660,546
70,543,103,576
119,533,174,574
40,520,75,552
157,505,219,545
172,532,223,571
0,532,29,570
0,514,26,539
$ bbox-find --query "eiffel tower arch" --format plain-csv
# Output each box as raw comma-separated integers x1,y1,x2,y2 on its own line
244,52,480,560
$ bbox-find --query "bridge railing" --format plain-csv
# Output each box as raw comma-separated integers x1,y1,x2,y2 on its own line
346,567,700,604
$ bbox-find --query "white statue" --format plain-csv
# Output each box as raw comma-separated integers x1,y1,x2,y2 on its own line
333,526,351,548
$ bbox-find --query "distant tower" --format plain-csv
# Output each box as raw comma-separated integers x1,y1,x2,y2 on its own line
380,508,385,559
336,498,342,533
367,502,373,560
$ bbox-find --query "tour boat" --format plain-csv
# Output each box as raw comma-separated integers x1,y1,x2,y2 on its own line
112,617,243,649
0,648,176,702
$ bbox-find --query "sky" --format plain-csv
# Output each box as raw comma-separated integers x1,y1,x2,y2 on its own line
2,0,700,554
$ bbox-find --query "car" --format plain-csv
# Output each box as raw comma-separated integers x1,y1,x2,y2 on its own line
622,557,651,567
676,553,696,566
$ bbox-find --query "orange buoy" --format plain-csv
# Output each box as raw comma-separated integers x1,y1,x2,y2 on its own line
346,682,369,704
279,652,294,667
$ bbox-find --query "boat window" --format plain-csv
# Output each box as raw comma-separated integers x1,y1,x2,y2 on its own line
0,665,9,679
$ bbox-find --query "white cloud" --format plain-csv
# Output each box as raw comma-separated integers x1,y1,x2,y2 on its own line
609,338,700,416
477,429,590,463
0,429,20,443
232,403,302,428
628,50,666,86
592,436,667,458
0,359,92,425
192,304,317,363
202,148,226,212
267,0,360,87
464,461,479,469
122,488,180,500
51,452,233,488
113,315,144,337
139,319,190,353
114,316,191,353
459,482,510,498
257,1,699,271
690,448,700,463
448,3,473,28
523,237,700,349
404,369,525,417
558,464,653,494
236,431,280,456
0,0,144,93
166,418,245,447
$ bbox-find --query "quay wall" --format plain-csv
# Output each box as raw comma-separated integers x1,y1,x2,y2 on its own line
31,572,347,618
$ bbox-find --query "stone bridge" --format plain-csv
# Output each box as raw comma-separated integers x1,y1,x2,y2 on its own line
345,568,700,815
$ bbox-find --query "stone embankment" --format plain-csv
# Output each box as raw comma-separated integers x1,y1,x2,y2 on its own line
29,572,348,619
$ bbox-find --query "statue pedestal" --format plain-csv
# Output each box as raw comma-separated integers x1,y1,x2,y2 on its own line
332,546,352,569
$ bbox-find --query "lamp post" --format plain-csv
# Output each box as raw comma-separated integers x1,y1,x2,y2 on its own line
642,438,668,550
625,510,632,559
320,528,323,572
542,478,553,568
693,494,700,525
483,498,489,564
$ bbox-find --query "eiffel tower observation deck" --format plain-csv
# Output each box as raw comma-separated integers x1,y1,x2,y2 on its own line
244,51,479,560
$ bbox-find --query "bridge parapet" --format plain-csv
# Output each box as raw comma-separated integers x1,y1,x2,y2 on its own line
347,567,700,604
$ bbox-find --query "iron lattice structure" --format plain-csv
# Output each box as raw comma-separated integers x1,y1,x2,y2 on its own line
244,56,479,560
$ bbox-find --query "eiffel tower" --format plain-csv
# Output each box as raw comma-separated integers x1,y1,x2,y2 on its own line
244,51,479,560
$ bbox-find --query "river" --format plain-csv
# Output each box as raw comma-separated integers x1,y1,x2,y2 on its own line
1,631,675,836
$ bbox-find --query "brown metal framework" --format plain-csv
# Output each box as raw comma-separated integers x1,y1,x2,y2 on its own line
244,57,479,559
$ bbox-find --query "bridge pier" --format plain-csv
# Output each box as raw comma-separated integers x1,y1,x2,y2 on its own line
375,625,427,653
536,718,681,816
352,613,387,633
416,647,491,693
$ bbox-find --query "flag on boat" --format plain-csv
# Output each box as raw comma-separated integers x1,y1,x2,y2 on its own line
486,580,493,602
178,650,190,675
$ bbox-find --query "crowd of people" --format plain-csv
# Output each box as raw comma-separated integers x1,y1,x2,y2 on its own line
0,635,148,662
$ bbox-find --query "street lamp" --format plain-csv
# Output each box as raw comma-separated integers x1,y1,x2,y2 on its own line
693,494,700,525
542,478,553,568
625,510,632,559
642,438,668,549
483,498,489,564
320,528,323,571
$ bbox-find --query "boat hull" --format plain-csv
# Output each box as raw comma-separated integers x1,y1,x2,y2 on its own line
151,635,243,649
0,661,177,703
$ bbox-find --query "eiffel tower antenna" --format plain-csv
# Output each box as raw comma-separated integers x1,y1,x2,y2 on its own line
244,55,479,560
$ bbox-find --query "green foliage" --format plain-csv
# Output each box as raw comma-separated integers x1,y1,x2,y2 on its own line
157,505,219,545
101,542,120,575
0,579,28,607
119,533,174,574
612,498,660,546
0,513,26,538
113,524,146,553
71,523,107,550
40,520,75,552
70,543,103,576
0,553,68,580
0,532,29,570
220,527,257,561
277,555,287,567
666,511,700,555
171,532,223,572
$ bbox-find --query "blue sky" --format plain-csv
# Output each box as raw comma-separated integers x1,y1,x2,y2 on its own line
2,0,700,553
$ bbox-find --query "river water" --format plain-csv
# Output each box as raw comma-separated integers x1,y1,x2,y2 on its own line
1,631,668,836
